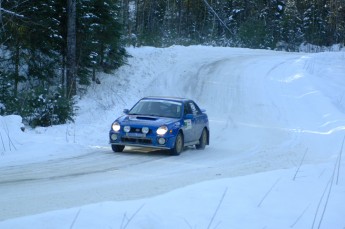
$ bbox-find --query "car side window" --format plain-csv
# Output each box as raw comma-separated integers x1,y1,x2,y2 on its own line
184,103,192,116
184,101,201,116
190,102,202,115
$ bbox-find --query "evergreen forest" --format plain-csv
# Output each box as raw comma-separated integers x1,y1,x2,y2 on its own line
121,0,345,50
0,0,344,127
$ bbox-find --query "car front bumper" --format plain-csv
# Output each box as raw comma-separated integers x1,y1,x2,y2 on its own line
109,131,176,149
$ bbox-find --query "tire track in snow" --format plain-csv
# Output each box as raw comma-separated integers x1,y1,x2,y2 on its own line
0,149,167,185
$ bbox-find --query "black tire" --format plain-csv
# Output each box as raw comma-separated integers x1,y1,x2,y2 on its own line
111,144,125,152
171,132,184,156
196,128,207,150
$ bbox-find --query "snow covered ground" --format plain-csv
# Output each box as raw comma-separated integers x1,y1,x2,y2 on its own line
0,46,345,229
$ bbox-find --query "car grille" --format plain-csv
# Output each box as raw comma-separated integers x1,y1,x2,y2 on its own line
128,127,152,134
121,137,152,144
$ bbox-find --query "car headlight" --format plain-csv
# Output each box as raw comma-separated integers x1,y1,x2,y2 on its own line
112,122,121,132
156,126,168,135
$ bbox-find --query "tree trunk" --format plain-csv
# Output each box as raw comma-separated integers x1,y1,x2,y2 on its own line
66,0,77,99
0,0,2,26
122,0,129,35
13,44,19,98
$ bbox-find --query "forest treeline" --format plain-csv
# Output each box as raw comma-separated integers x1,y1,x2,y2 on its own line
121,0,345,49
0,0,344,127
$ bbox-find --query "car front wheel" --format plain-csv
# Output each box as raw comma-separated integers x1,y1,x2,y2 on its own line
111,144,125,152
196,128,207,150
171,132,184,156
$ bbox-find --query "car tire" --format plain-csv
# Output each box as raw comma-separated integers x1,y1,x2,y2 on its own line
196,128,207,150
171,132,184,156
111,145,125,152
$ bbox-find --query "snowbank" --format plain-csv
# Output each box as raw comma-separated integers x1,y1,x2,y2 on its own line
0,115,25,155
1,162,344,229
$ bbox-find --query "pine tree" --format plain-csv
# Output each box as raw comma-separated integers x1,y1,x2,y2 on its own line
281,0,303,51
326,0,345,45
78,0,126,84
302,0,329,46
0,70,14,115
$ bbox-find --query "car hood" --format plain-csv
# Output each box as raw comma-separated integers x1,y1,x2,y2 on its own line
118,115,179,127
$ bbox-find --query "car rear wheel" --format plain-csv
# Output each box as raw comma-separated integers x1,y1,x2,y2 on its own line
196,128,207,150
111,145,125,152
171,132,184,156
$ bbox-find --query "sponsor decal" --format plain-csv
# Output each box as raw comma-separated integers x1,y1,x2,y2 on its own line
184,119,192,130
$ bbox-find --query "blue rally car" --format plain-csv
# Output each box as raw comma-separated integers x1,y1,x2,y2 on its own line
109,97,209,155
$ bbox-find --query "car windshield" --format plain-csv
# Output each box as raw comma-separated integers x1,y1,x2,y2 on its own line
129,100,182,118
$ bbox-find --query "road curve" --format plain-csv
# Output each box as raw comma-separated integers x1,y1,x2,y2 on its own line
1,50,338,221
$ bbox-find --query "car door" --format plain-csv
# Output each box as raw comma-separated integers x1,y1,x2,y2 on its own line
188,101,204,141
183,102,195,143
183,101,204,143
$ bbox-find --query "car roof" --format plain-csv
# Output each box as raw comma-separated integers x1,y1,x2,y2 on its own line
141,96,190,103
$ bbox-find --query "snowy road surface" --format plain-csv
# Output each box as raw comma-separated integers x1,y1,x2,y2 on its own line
0,46,344,228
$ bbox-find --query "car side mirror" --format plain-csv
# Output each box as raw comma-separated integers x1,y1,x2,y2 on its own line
123,109,129,114
201,109,206,113
185,114,194,119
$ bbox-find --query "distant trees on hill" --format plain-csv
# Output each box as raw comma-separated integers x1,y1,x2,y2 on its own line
120,0,345,50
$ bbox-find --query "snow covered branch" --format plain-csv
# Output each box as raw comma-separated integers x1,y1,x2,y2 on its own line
0,7,24,18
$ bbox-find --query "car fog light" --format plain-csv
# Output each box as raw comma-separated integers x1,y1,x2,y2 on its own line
142,127,149,134
124,126,131,133
158,137,166,145
111,134,118,140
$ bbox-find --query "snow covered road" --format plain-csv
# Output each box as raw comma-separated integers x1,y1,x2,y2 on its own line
1,46,344,228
